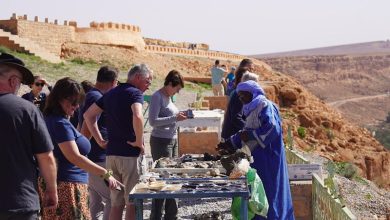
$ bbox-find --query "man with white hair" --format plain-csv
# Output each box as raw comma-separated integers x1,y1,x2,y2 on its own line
0,52,58,219
85,64,153,220
242,72,259,82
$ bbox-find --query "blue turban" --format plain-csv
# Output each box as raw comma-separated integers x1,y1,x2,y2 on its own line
236,80,267,116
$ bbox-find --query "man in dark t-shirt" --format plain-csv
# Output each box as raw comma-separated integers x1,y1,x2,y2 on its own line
0,52,58,219
80,66,118,220
84,64,152,220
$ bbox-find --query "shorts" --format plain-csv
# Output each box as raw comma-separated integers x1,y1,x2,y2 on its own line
106,156,141,206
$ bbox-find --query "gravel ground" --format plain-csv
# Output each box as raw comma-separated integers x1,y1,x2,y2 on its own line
299,150,390,219
141,198,232,219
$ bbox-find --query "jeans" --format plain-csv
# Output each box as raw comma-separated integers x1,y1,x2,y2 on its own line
149,136,178,220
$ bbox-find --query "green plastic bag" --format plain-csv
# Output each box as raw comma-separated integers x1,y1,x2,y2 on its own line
231,168,269,220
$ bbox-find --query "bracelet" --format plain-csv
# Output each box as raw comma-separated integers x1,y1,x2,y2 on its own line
101,169,113,180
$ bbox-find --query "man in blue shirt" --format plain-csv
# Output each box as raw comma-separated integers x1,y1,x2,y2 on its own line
211,60,227,96
80,66,118,220
84,64,153,220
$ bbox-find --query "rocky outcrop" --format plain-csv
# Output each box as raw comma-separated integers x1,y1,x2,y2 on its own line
261,55,390,102
260,54,390,129
261,74,390,188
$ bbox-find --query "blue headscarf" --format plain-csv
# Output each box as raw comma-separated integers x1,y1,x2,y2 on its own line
236,80,267,116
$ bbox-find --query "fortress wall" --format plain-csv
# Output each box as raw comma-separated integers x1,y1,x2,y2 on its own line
145,45,244,61
0,19,18,34
75,22,145,51
0,15,75,55
0,14,146,54
144,37,209,50
16,19,75,55
0,13,244,61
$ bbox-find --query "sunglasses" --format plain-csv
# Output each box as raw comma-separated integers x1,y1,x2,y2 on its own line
34,82,45,87
66,98,79,107
143,77,152,85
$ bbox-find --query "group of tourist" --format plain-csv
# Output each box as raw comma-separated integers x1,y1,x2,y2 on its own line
0,50,294,220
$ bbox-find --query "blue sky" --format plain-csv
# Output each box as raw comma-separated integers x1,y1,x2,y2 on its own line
2,0,390,55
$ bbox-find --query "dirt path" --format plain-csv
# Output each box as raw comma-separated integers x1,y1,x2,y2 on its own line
327,93,390,107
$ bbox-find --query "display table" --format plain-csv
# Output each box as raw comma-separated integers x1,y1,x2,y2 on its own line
177,110,224,140
129,177,249,219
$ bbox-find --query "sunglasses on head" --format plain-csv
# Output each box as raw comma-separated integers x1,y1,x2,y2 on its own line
34,82,45,87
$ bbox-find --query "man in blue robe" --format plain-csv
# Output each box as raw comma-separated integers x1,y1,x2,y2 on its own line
219,80,295,220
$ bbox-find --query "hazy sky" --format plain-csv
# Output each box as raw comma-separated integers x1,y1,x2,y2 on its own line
2,0,390,55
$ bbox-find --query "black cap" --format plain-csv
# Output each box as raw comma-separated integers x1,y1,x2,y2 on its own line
0,52,34,85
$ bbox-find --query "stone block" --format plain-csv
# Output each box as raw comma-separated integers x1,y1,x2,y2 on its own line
90,21,98,28
68,21,77,27
204,96,228,111
290,181,312,220
202,100,209,108
179,130,218,155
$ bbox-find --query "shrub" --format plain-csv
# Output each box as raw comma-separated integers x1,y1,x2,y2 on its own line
335,162,357,179
70,57,97,65
325,128,335,140
297,126,306,139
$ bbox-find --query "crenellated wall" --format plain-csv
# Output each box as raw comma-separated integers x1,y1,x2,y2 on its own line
145,45,244,61
0,14,75,54
144,37,209,50
0,13,244,61
75,21,145,51
0,13,145,54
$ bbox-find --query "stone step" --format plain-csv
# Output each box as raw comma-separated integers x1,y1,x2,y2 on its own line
0,28,61,63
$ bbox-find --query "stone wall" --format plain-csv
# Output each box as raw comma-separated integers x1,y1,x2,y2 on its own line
312,174,357,219
203,96,229,111
291,181,313,220
0,19,18,34
145,45,244,61
0,36,23,51
0,13,244,61
16,19,75,55
144,37,209,50
179,130,219,155
75,22,145,51
0,14,145,55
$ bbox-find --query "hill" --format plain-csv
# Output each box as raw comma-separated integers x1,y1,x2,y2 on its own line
252,40,390,58
259,54,390,126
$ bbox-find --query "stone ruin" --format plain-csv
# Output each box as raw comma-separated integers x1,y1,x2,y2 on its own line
0,13,244,62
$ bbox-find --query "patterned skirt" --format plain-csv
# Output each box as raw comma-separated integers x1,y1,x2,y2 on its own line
39,178,91,220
